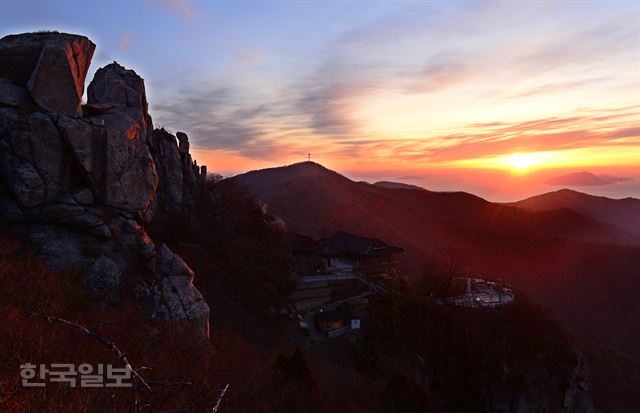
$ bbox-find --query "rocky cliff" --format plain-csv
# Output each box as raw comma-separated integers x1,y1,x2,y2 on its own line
0,32,209,336
151,128,207,222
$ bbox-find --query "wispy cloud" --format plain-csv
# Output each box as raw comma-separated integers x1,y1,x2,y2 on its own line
149,0,197,20
149,1,638,172
153,83,295,159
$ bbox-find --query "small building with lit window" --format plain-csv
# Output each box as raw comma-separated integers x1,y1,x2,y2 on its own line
314,307,360,337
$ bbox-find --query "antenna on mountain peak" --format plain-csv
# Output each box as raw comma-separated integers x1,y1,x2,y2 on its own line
308,153,311,162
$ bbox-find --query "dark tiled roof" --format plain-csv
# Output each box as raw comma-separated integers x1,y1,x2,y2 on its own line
318,231,404,257
291,234,318,253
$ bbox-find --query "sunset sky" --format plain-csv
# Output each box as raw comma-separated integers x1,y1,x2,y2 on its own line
2,0,638,200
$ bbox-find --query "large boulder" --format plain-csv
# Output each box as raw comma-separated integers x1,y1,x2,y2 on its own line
139,243,210,336
88,62,148,109
0,32,95,117
87,62,153,143
100,112,158,211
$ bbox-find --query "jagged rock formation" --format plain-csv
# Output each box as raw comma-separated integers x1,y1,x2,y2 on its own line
0,32,209,336
150,128,207,221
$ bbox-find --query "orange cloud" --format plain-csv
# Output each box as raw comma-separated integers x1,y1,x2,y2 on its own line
150,1,638,187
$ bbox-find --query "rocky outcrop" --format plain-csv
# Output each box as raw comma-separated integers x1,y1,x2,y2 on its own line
150,128,206,221
137,244,210,336
0,32,95,117
0,32,209,336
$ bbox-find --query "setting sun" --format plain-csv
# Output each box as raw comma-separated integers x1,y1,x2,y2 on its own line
504,152,546,172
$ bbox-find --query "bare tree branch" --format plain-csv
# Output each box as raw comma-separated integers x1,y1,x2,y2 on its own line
90,319,123,330
27,312,151,391
212,383,229,413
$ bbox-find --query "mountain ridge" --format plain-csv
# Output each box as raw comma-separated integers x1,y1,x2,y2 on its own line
510,188,640,234
233,161,639,245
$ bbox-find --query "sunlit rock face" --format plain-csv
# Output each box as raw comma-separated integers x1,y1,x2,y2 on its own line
0,32,209,336
0,32,95,117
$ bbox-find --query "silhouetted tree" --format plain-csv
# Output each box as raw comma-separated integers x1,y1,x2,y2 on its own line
273,348,316,390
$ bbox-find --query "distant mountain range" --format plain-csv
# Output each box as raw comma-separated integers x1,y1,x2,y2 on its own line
232,161,640,359
509,188,640,235
544,171,633,186
376,178,640,234
373,181,426,191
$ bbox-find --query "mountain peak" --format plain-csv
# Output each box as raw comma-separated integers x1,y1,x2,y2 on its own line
255,161,343,179
288,160,329,171
544,171,618,186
